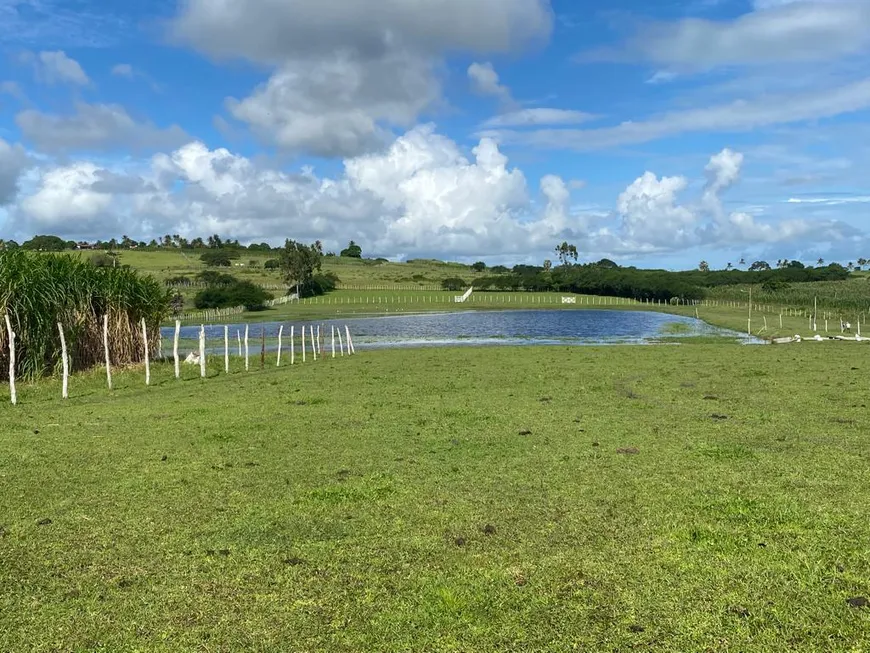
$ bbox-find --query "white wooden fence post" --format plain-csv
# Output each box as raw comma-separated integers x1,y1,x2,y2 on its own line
224,325,230,373
317,325,322,355
337,327,345,356
173,319,181,379
103,313,112,390
237,330,242,357
311,325,317,361
142,318,150,386
199,325,206,378
345,325,355,355
290,326,295,365
277,325,284,366
244,324,250,371
5,314,17,405
302,326,306,363
331,325,336,358
57,322,69,399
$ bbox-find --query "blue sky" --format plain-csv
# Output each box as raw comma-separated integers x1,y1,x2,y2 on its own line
1,0,869,269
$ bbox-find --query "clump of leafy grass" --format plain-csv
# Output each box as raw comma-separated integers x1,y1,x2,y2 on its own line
0,249,170,380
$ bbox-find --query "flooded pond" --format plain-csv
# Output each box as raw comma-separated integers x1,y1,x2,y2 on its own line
162,309,754,350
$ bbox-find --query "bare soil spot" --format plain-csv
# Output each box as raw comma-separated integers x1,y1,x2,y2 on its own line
629,624,645,633
711,414,729,421
729,606,750,618
847,597,868,608
283,556,304,566
518,429,532,436
36,518,52,526
482,524,497,536
454,537,466,547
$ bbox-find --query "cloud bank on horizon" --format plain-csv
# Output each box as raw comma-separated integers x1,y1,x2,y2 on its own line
0,0,868,267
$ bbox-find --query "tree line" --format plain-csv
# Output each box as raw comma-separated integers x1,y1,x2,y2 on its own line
446,257,852,302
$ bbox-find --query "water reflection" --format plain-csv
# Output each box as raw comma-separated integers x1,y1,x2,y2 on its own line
162,309,755,350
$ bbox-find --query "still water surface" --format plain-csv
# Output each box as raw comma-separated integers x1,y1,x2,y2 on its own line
161,310,753,350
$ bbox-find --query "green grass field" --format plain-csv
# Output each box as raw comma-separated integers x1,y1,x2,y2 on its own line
2,345,869,651
112,249,476,288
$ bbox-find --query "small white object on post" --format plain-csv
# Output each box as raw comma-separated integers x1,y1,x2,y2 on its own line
142,318,151,386
103,313,113,390
277,325,284,366
199,325,206,378
5,313,17,405
57,322,69,399
173,319,181,379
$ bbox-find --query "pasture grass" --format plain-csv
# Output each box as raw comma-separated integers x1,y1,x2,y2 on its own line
113,249,476,288
2,344,870,651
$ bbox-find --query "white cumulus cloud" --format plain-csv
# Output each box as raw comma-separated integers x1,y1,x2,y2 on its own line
22,50,90,85
172,0,554,157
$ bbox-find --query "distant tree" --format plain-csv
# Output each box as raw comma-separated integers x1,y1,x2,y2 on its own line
120,235,134,249
340,240,363,258
471,261,487,272
817,258,825,266
788,260,805,269
170,293,185,316
555,241,579,266
148,239,158,248
280,239,323,297
594,258,619,269
542,259,552,272
490,265,510,274
264,259,280,270
108,238,118,250
247,259,260,268
857,257,867,268
749,260,771,271
738,257,746,267
699,260,710,272
441,277,466,291
195,280,274,311
726,262,733,271
200,250,232,267
162,235,173,248
190,237,206,249
22,235,68,251
848,261,855,271
207,234,223,249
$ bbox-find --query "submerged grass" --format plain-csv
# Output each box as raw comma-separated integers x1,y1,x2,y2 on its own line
1,344,869,651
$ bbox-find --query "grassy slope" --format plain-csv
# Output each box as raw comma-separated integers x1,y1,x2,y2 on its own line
2,345,869,651
115,249,476,287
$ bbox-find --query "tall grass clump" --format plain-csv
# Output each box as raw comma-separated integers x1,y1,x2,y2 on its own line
0,250,170,381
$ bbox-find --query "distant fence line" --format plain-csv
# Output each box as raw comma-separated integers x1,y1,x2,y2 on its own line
179,293,298,323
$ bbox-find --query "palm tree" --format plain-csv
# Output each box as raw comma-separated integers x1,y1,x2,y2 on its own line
738,257,746,267
817,258,825,266
726,262,733,271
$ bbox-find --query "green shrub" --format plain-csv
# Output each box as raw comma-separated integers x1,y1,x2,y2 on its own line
194,281,274,311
